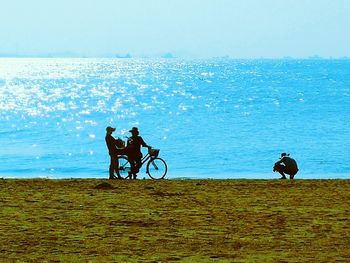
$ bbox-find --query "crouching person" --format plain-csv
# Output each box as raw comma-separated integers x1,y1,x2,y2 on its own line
273,153,299,179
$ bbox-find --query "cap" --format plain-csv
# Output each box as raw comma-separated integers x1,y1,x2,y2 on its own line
106,126,116,132
281,152,289,157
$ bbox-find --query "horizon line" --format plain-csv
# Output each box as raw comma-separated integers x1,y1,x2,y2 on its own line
1,54,349,60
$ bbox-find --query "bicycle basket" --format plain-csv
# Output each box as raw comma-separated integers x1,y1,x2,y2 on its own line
148,148,160,157
115,138,125,149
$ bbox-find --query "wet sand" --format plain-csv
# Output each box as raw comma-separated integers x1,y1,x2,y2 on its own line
0,179,349,262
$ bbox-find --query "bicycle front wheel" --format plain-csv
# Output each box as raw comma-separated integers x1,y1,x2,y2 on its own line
146,157,167,179
116,156,131,179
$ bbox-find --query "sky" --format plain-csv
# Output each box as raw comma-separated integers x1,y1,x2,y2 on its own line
0,0,349,58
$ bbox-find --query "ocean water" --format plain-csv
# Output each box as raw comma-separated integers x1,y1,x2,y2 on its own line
0,58,349,179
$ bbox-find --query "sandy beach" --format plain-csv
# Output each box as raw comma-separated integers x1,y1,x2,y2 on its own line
0,179,349,262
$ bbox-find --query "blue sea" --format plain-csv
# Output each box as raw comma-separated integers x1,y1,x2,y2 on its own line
0,58,349,179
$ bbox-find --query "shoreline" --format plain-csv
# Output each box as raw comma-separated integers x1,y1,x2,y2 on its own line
1,170,350,180
1,175,350,180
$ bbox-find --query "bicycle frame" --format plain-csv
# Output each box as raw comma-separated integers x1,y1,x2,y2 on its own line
140,153,153,167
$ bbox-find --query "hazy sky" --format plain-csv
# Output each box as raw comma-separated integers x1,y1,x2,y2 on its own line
1,0,349,58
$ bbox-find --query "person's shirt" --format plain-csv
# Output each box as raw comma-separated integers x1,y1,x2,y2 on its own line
280,156,298,171
105,134,118,155
127,135,148,153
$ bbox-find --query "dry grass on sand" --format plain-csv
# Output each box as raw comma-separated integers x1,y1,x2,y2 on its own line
0,179,350,262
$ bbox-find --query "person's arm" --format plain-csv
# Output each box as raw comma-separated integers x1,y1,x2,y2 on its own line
140,137,151,148
275,156,285,165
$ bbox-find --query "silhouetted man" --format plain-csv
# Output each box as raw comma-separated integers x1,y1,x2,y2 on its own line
126,127,151,179
105,126,123,179
273,153,299,179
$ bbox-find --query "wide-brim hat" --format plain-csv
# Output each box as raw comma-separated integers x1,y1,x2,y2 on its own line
106,126,116,132
129,127,139,133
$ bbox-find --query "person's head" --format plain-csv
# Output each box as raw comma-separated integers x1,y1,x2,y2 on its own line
106,126,116,134
129,127,139,136
281,152,290,158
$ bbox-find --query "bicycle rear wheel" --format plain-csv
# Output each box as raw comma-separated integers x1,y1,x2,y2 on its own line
146,157,167,179
116,156,131,179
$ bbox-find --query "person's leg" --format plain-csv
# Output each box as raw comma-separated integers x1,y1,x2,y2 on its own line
128,155,136,179
109,155,116,179
136,158,142,172
274,163,287,179
133,156,142,179
289,168,298,179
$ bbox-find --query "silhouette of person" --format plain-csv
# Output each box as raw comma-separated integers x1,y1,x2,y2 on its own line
105,126,124,179
126,127,151,179
273,153,299,179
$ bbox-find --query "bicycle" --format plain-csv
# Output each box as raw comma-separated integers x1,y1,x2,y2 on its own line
116,148,168,180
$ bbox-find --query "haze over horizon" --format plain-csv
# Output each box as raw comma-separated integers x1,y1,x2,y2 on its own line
1,0,349,58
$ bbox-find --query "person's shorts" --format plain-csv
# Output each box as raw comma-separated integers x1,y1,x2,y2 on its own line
128,152,142,160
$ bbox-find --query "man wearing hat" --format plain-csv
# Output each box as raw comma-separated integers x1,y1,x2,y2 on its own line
126,127,151,179
105,126,124,179
273,153,299,179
